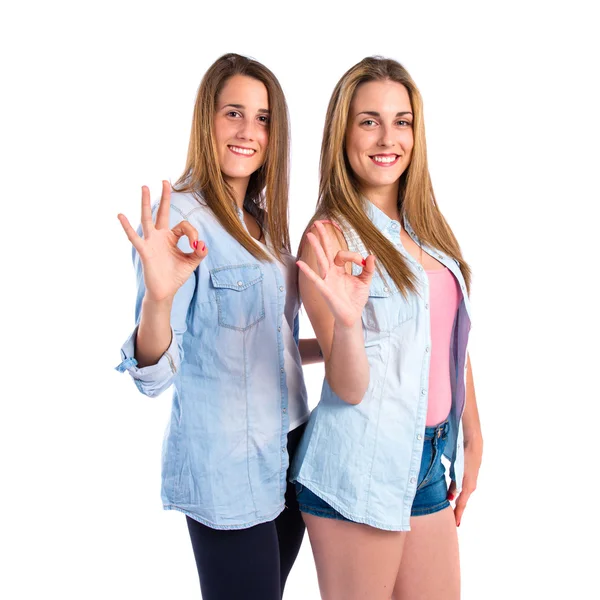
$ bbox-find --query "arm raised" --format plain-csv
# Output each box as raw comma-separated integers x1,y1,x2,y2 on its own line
298,221,375,404
116,181,208,396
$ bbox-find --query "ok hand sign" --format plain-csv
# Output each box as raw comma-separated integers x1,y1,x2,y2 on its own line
117,181,208,303
297,221,376,329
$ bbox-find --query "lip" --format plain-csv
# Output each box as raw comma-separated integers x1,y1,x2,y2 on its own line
369,153,400,167
228,145,257,157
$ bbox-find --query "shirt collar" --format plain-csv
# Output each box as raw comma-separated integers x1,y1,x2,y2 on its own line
363,198,406,241
362,198,451,265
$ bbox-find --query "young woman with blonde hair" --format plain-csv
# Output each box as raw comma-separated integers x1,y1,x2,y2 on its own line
116,53,319,600
290,56,483,599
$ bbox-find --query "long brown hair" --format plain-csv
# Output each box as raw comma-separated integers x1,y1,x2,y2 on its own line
174,53,290,261
312,56,471,295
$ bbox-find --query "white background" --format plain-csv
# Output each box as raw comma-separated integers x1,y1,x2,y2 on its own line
1,0,599,598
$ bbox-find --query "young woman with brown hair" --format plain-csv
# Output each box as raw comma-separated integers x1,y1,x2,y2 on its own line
290,56,483,599
116,53,319,600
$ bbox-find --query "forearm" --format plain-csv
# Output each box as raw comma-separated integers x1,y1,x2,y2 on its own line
299,338,323,365
135,296,174,368
325,320,369,404
462,355,483,448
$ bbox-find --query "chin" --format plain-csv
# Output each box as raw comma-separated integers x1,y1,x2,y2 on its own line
222,163,259,180
228,167,254,177
364,173,402,188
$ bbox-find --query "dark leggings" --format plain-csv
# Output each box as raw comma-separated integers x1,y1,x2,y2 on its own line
186,424,306,600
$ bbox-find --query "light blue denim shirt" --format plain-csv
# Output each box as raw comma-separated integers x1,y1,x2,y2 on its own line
290,202,472,531
116,191,308,529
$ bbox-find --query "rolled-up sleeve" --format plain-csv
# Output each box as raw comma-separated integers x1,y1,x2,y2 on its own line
115,202,197,397
115,325,181,397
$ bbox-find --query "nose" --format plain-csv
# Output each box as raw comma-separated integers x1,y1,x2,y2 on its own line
235,119,256,142
377,123,394,148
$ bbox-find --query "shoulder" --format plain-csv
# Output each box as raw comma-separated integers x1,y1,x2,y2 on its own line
167,190,211,220
299,219,348,260
151,190,220,236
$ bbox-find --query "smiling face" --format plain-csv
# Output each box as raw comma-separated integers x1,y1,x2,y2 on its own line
214,74,270,190
345,79,414,198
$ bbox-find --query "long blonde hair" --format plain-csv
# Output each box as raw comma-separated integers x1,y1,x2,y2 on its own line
313,56,471,295
174,53,290,261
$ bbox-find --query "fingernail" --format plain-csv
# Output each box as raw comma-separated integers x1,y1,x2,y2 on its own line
201,244,206,252
447,493,454,501
457,521,461,527
362,258,366,266
193,241,198,249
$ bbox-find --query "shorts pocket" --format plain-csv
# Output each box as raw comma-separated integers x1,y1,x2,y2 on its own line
417,444,437,491
210,264,265,331
417,435,448,491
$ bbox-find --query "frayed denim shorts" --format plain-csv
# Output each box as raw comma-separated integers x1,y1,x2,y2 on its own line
295,420,451,522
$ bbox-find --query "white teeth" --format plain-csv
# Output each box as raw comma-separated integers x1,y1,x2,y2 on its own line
372,155,397,164
229,146,255,155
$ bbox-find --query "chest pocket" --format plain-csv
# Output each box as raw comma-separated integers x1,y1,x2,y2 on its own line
362,272,415,334
210,264,265,331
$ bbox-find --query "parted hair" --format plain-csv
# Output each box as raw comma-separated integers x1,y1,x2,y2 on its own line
174,53,290,261
310,56,471,296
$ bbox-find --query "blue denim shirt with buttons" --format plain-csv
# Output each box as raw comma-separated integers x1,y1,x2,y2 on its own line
290,201,472,531
116,191,308,529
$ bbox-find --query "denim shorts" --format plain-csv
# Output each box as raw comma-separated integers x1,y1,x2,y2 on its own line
295,420,451,522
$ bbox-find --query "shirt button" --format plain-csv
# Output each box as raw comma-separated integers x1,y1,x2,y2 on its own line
417,434,423,440
237,281,243,287
281,368,285,373
279,286,284,292
425,346,430,353
425,303,429,309
278,326,281,332
282,408,287,413
383,287,389,293
410,476,417,484
282,447,286,453
421,389,426,395
417,265,423,271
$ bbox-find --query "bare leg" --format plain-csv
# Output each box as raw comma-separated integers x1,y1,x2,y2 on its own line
392,507,460,600
303,512,406,600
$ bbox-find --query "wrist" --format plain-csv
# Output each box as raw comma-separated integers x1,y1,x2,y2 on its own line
142,295,174,314
333,318,362,335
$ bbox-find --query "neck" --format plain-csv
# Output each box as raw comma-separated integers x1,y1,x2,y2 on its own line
224,175,250,209
361,181,401,221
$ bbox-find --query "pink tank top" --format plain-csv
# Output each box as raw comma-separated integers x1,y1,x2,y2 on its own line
426,267,462,426
304,220,461,426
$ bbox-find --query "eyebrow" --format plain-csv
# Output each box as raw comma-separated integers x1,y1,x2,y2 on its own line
357,111,413,118
222,103,270,114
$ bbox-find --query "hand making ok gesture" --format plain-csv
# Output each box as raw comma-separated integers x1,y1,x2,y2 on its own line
297,221,376,328
117,181,208,303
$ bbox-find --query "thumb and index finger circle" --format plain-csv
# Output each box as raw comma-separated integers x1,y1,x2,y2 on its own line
171,220,208,264
332,250,364,268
